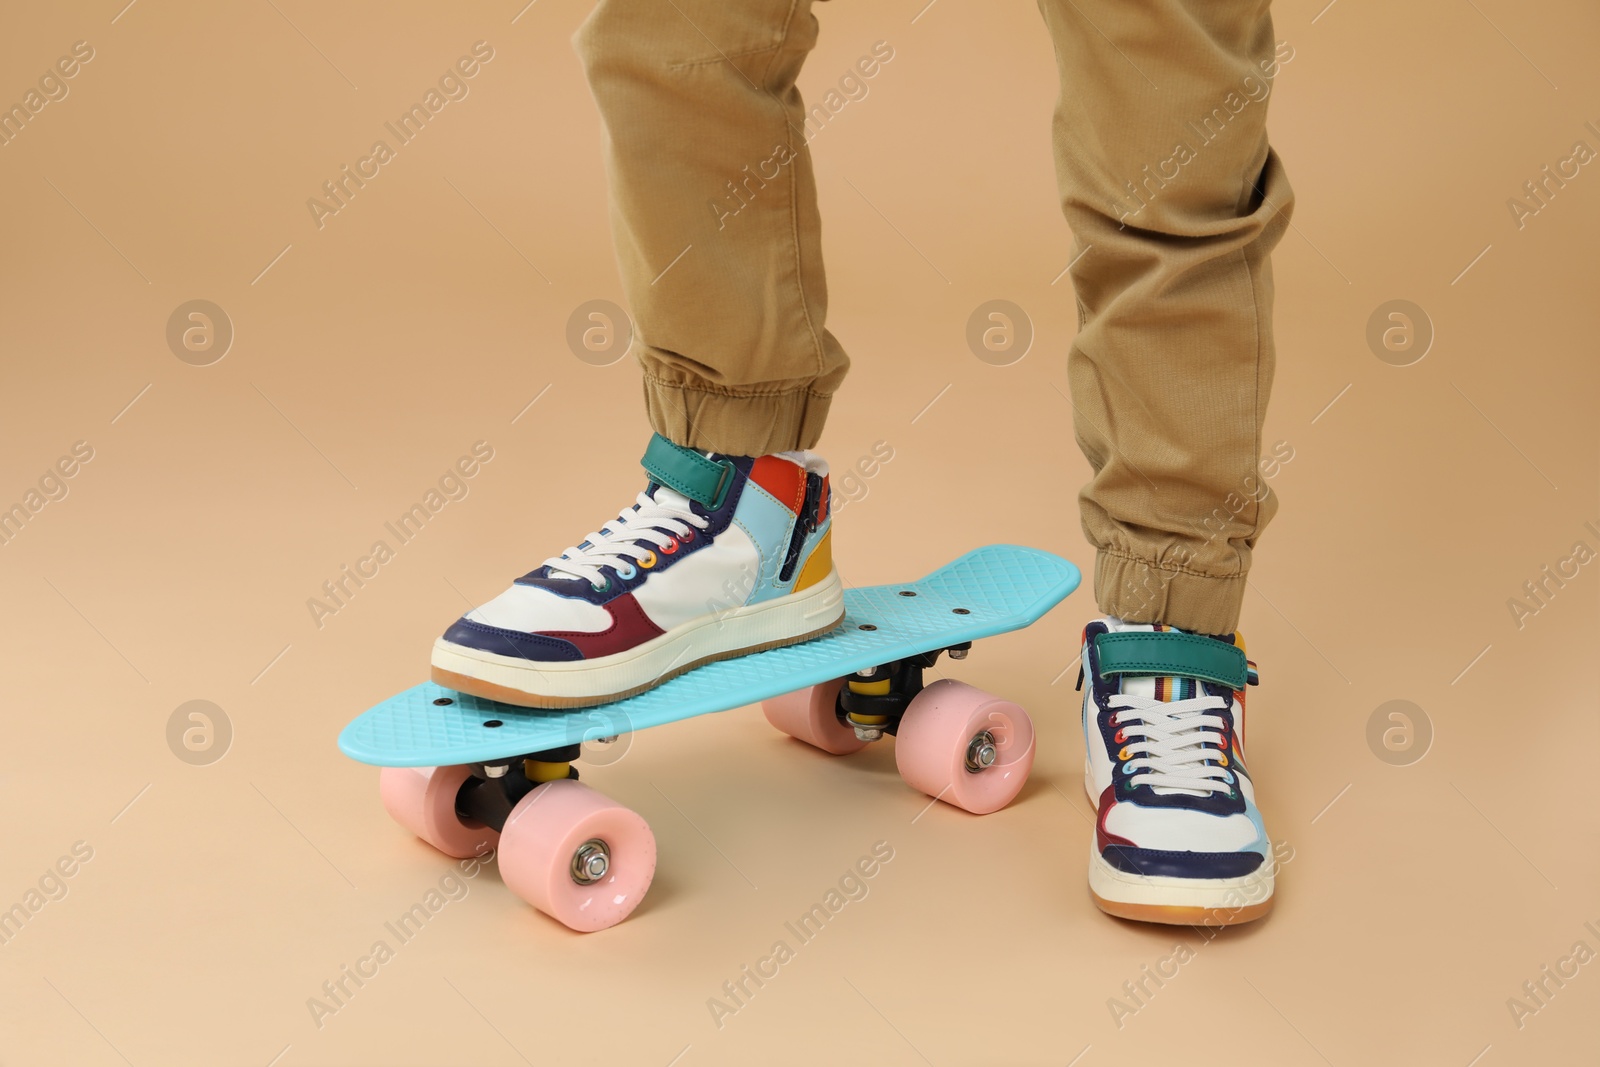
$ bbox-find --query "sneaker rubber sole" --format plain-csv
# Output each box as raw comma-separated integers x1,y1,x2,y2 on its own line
430,570,845,709
1083,778,1274,926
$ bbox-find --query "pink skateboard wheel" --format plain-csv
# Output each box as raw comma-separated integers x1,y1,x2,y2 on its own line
379,764,499,859
894,679,1035,815
762,679,868,755
498,780,656,932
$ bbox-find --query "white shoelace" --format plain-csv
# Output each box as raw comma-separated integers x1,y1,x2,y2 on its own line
542,489,709,588
1109,692,1234,797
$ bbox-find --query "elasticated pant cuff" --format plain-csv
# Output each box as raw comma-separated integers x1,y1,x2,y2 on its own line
1095,550,1247,636
643,375,832,455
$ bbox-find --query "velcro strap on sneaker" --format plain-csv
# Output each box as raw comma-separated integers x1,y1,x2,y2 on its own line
1093,630,1249,690
641,433,735,509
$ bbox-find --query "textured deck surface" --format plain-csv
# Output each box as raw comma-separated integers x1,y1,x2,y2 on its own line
338,545,1080,767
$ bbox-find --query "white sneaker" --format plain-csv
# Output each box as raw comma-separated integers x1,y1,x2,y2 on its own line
432,434,843,707
1080,617,1279,925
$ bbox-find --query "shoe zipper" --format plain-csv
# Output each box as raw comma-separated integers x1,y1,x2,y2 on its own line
779,473,823,583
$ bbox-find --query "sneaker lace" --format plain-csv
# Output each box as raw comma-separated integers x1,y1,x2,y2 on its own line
543,489,710,588
1109,692,1233,797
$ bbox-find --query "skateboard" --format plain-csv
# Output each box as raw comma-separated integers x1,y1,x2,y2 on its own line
339,544,1080,931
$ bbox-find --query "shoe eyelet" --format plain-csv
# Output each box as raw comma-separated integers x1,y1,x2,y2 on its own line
615,563,637,581
679,529,697,545
1217,753,1229,767
1113,728,1126,744
591,577,611,593
660,539,679,555
638,550,657,569
1117,747,1131,761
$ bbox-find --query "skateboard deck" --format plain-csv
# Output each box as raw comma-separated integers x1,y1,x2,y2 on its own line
340,544,1080,767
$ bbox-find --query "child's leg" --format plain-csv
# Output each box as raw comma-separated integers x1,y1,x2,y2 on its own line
574,0,848,456
1036,0,1293,636
431,0,847,707
1038,0,1293,925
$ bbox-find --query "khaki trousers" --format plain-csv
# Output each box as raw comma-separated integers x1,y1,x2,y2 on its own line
573,0,1294,634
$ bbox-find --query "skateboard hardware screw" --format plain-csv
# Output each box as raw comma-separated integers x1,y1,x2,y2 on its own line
571,839,610,885
965,731,998,773
898,590,917,597
948,648,968,660
858,624,878,631
484,763,509,779
482,720,503,728
856,665,878,678
432,697,454,706
592,735,619,745
852,723,886,742
952,608,971,615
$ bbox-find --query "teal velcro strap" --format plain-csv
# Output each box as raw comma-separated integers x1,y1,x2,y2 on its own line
1093,631,1249,690
641,433,735,509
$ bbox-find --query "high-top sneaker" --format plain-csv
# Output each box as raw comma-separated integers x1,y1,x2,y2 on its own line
432,433,843,708
1080,617,1276,925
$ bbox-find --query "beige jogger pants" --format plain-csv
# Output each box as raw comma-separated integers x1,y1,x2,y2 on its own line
573,0,1294,634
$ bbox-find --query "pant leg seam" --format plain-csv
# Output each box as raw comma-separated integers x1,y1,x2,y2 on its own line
1239,149,1265,577
775,0,829,379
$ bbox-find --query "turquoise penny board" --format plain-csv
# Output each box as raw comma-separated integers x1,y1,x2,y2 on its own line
339,545,1080,768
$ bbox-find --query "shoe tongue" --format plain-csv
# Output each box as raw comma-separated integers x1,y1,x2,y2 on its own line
1120,672,1197,702
1102,618,1197,703
648,484,694,512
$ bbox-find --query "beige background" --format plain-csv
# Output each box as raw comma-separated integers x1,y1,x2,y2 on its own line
2,1,1597,1065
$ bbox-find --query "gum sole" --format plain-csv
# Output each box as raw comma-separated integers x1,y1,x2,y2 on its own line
1091,890,1274,927
431,611,846,710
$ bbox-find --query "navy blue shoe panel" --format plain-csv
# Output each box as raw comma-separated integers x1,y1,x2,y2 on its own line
1100,845,1264,880
440,619,583,662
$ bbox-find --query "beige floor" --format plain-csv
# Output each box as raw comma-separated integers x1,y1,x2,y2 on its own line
2,1,1597,1065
